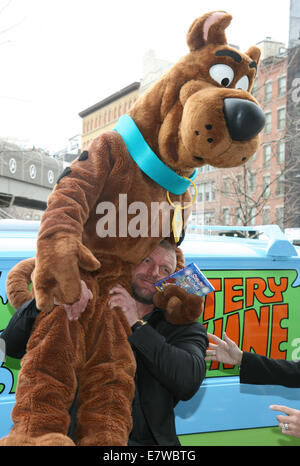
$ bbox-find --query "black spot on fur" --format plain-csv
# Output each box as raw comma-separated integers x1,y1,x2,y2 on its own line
78,150,89,161
57,167,72,184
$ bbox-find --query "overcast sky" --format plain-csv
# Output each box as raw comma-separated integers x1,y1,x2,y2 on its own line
0,0,291,152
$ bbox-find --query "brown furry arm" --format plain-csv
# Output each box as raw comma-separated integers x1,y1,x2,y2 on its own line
33,135,114,311
38,135,112,240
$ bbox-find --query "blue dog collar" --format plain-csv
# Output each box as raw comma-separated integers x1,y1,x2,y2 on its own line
114,115,197,195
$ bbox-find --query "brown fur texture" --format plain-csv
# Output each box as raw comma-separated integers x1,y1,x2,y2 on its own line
6,258,35,309
153,286,204,325
1,11,264,446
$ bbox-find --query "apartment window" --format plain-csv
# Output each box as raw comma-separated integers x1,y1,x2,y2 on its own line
263,144,271,167
248,172,256,192
224,178,230,196
235,174,243,194
249,207,256,226
206,182,215,201
278,76,286,97
236,207,243,225
276,174,284,196
197,182,215,202
251,77,258,96
197,186,203,202
264,81,272,102
196,211,204,224
277,140,285,163
265,112,272,134
277,107,286,130
263,175,271,198
191,212,197,225
276,206,284,229
204,211,215,225
262,207,270,224
223,208,230,225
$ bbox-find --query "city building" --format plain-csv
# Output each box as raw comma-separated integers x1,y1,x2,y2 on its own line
54,134,81,167
79,82,140,150
0,139,63,220
78,50,174,150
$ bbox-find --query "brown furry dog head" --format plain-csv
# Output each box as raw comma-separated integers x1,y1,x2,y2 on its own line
129,11,265,176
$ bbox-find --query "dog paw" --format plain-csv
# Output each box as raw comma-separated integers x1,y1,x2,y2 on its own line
153,285,203,325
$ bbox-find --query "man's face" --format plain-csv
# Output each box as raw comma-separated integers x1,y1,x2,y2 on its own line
131,246,176,304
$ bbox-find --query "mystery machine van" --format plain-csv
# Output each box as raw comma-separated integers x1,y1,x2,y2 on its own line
0,219,300,446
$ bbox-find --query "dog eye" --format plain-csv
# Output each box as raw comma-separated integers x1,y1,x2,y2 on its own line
209,64,234,87
235,75,249,91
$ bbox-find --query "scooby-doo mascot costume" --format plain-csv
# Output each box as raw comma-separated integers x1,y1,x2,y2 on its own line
1,11,265,446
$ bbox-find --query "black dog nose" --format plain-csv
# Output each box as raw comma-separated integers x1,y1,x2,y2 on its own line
223,98,265,141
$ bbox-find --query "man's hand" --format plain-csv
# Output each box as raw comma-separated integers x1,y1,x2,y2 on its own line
54,280,93,321
108,285,139,327
270,405,300,438
206,332,243,366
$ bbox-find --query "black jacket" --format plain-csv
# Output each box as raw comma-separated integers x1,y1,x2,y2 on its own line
1,300,208,446
129,309,208,445
240,351,300,388
1,299,38,359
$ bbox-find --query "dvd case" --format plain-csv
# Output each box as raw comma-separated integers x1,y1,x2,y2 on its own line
155,263,215,297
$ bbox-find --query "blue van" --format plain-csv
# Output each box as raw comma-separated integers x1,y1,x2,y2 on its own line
1,220,300,445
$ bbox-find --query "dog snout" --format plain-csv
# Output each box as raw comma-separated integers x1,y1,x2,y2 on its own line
223,98,265,141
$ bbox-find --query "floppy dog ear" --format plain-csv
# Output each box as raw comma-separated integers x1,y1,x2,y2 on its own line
245,45,261,66
187,11,232,51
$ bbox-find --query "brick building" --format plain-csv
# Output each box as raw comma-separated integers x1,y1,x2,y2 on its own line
79,82,140,150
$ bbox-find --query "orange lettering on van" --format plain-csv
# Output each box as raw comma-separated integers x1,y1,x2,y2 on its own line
246,277,288,307
224,278,243,313
267,277,288,303
242,306,270,356
270,303,288,359
246,278,267,307
203,278,221,321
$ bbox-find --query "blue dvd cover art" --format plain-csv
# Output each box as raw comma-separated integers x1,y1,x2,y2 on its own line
155,263,215,297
